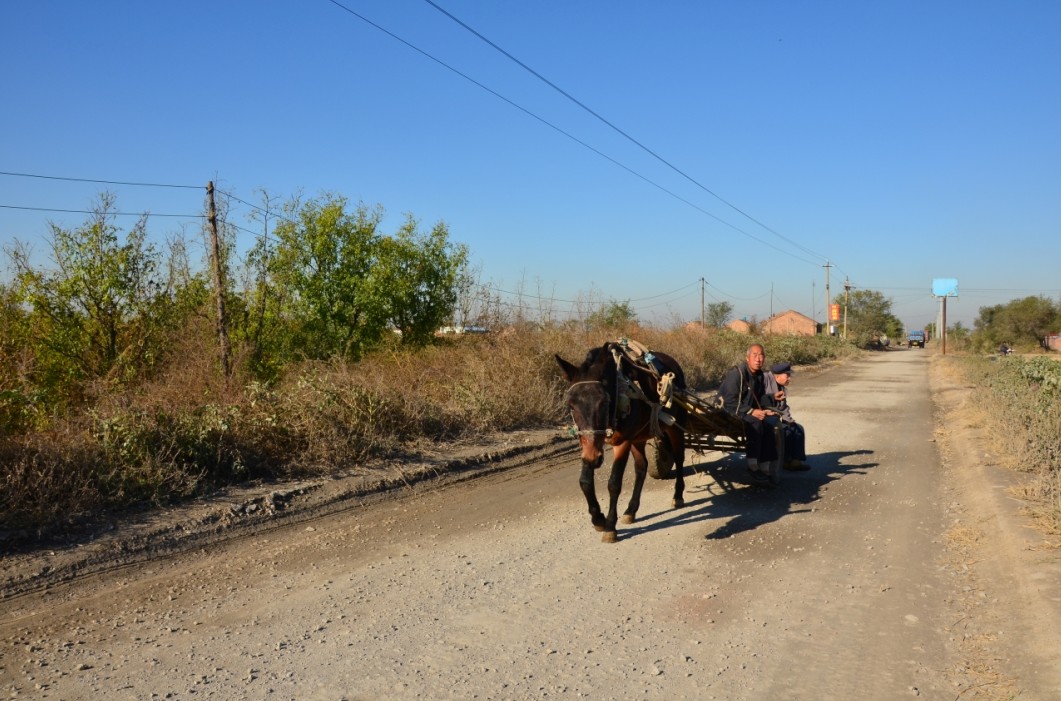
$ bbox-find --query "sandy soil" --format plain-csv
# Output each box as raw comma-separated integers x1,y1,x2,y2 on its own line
1,349,1059,700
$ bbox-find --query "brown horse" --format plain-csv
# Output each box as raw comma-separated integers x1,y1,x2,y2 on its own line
555,342,688,543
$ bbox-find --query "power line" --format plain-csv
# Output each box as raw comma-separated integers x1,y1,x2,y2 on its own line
0,170,201,190
321,0,821,267
420,0,829,264
0,204,203,218
484,280,700,306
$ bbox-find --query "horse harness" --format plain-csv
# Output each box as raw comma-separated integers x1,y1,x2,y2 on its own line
566,343,679,440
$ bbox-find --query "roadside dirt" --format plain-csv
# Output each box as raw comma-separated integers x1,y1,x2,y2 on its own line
1,349,1059,700
930,355,1061,699
0,429,573,599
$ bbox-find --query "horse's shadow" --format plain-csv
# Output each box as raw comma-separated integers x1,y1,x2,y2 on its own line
619,449,877,541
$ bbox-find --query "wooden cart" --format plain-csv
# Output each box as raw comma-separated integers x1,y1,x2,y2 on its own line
647,386,785,480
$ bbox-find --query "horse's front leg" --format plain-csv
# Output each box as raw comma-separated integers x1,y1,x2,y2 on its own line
621,441,649,525
669,428,686,509
602,443,631,543
579,462,606,532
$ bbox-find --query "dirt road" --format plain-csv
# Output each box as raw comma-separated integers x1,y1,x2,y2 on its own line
2,349,1060,700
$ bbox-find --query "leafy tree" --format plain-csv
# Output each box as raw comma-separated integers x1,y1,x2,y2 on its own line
370,215,468,346
254,195,467,363
587,299,638,330
945,320,972,351
973,295,1060,351
706,301,734,328
835,289,902,347
8,193,167,403
948,320,970,341
260,195,384,361
0,281,34,430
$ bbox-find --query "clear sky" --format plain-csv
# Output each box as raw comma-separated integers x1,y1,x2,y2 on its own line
3,1,1059,331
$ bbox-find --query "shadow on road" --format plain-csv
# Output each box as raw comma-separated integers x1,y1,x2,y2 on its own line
620,449,877,542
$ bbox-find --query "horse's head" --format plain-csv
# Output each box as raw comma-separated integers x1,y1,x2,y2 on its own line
555,345,616,469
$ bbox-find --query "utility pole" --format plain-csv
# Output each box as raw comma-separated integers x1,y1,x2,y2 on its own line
843,278,851,339
822,260,832,335
700,277,705,329
941,295,948,355
206,181,232,378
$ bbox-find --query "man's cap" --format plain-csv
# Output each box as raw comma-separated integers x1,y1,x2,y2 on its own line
771,362,792,375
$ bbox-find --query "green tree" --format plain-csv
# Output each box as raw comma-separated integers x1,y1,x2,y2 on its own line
587,299,638,330
9,193,167,403
973,295,1060,351
261,195,384,361
256,195,468,363
836,289,902,347
706,301,734,328
0,281,34,430
370,215,468,347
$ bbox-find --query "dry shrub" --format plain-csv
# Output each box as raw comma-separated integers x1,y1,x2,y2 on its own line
953,354,1061,538
0,428,103,533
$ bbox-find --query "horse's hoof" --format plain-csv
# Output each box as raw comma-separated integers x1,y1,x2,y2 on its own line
672,498,685,509
592,522,606,532
620,514,635,525
601,531,618,544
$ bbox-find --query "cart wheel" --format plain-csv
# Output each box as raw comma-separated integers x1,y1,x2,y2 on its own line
648,438,675,480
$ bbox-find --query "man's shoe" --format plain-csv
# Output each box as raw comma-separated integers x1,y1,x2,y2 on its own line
784,460,810,471
746,468,775,487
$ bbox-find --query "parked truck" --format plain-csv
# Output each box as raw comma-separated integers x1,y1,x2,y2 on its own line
908,330,926,348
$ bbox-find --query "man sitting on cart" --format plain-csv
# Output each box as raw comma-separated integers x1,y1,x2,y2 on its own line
719,343,779,486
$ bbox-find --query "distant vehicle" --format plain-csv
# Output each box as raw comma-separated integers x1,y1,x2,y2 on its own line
908,330,926,348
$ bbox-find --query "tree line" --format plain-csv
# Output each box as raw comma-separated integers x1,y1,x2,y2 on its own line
0,192,468,432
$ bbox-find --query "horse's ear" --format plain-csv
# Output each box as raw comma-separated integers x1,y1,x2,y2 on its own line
555,354,579,383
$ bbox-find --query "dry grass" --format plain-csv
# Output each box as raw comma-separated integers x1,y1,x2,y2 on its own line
948,354,1061,540
0,325,855,536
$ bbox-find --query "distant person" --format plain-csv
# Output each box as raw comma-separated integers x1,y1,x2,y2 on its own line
764,362,809,471
719,344,779,486
999,342,1013,356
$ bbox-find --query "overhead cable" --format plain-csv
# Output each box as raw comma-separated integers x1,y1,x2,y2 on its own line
322,0,820,266
421,0,827,263
0,170,201,190
0,204,202,218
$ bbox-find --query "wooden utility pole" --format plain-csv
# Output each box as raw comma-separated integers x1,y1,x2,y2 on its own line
941,295,948,355
822,259,832,335
700,277,705,329
206,181,232,378
843,278,851,339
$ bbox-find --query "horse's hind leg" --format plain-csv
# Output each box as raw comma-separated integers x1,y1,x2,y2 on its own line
621,442,649,525
602,444,631,543
579,463,607,532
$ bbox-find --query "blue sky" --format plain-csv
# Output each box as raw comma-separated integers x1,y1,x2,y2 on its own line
2,1,1059,331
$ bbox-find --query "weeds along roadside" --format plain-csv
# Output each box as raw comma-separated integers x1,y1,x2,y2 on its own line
951,353,1061,536
0,327,855,538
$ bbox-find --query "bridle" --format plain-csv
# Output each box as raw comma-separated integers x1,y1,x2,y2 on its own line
564,380,615,438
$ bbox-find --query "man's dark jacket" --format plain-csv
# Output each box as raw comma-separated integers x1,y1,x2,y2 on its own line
719,362,767,417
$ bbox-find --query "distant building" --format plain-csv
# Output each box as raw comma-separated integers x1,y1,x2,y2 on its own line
726,318,752,334
1045,333,1061,351
760,310,819,336
683,321,710,334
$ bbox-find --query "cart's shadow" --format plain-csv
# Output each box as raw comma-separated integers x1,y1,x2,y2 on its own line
620,449,877,541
